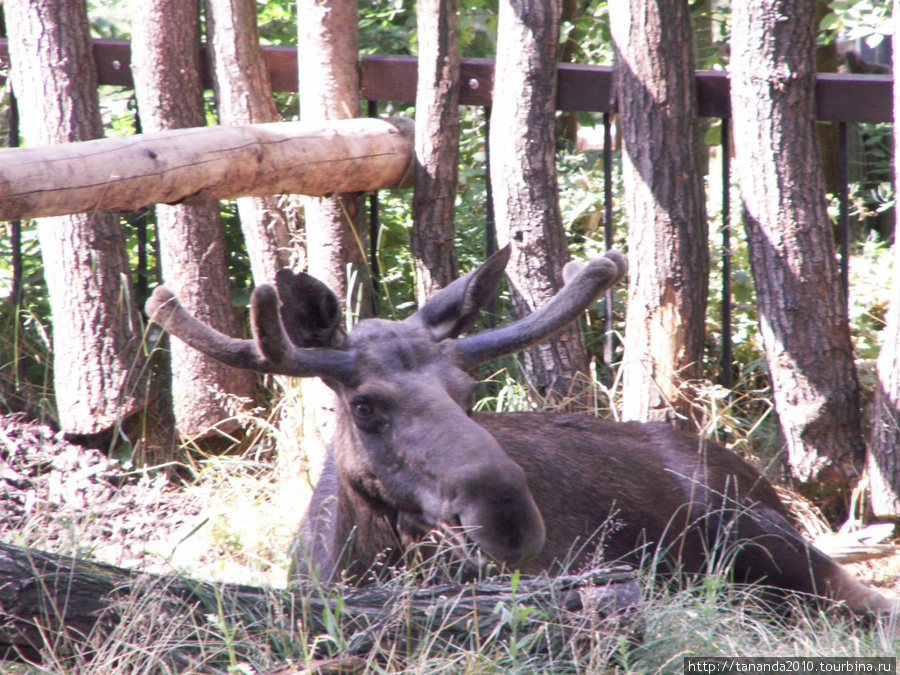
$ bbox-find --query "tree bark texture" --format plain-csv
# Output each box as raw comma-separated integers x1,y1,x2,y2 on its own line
0,118,415,222
866,0,900,517
205,0,300,285
5,0,146,437
730,0,864,483
412,0,460,303
0,541,642,663
131,0,255,439
298,0,370,314
610,0,710,428
490,0,591,406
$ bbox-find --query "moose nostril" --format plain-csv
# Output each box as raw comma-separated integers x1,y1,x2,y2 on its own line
454,488,546,566
505,518,545,564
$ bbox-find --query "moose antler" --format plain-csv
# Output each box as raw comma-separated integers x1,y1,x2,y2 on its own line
455,250,626,368
145,284,358,384
147,249,625,382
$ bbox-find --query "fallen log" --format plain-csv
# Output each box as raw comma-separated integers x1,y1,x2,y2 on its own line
0,541,642,669
0,117,414,222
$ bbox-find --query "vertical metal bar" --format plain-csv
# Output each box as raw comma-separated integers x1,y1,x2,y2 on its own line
484,105,498,327
8,88,26,384
838,120,850,305
602,111,614,376
368,100,381,315
135,208,149,304
131,100,151,300
484,106,496,259
8,91,22,308
603,112,614,252
720,117,733,390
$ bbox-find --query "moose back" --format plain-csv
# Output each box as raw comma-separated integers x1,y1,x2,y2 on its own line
146,248,892,617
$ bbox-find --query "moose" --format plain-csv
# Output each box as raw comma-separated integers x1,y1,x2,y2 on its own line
146,247,893,617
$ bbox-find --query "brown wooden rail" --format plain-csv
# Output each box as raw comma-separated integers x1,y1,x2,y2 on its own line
0,38,892,123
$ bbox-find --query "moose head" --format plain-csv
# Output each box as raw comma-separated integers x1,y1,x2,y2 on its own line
146,247,627,577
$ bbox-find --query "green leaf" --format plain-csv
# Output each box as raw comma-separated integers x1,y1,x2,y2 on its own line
864,33,886,49
819,12,841,32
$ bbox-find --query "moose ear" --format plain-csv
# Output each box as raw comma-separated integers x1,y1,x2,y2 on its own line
274,269,346,348
407,245,511,341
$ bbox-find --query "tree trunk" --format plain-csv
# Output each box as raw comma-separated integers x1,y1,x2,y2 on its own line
297,0,370,314
0,541,641,664
610,0,710,428
4,0,145,437
866,0,900,517
205,0,302,284
730,0,864,485
490,0,591,407
131,0,254,439
412,0,460,303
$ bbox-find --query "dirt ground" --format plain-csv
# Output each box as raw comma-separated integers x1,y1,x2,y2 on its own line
0,412,203,574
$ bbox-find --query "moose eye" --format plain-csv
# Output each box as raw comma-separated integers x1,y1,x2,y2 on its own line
350,397,386,434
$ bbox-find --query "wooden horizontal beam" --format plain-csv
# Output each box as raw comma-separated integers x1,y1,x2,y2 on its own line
0,38,892,123
0,117,414,221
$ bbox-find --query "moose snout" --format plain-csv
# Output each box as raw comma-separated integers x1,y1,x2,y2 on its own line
445,461,546,566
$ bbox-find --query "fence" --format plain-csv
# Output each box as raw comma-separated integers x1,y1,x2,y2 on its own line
0,38,894,383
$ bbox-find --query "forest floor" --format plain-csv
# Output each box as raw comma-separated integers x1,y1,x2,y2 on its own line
0,411,309,588
0,412,202,575
2,410,900,597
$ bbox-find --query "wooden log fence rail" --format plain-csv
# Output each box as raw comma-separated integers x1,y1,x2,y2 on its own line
0,117,415,222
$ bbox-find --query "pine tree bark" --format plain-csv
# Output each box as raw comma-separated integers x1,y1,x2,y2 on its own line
490,0,591,406
205,0,301,284
5,0,145,437
412,0,460,303
730,0,864,484
866,0,900,517
298,0,370,314
131,0,254,438
610,0,710,428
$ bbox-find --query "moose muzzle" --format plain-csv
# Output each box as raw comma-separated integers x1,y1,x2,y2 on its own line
442,453,546,567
